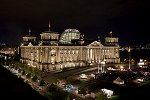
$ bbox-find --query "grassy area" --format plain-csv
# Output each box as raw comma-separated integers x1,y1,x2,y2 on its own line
109,95,120,100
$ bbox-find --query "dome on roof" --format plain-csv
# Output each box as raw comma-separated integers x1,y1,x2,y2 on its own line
64,29,80,33
59,29,81,44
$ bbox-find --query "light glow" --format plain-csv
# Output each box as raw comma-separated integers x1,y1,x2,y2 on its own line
101,88,113,98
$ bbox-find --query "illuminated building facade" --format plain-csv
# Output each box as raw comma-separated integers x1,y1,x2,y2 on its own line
20,26,120,72
0,47,17,55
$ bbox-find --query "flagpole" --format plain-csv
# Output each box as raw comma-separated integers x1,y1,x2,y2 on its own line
49,21,50,32
128,46,131,69
98,60,100,73
29,28,31,36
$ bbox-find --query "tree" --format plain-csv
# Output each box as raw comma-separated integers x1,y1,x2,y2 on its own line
22,70,25,75
46,84,70,100
44,92,53,100
65,96,70,100
26,73,31,78
96,91,107,100
78,83,88,95
32,75,38,82
18,69,22,73
29,67,33,72
59,90,70,100
51,90,69,100
39,79,46,86
48,83,57,92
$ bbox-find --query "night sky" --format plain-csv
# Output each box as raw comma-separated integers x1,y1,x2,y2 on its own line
0,0,149,46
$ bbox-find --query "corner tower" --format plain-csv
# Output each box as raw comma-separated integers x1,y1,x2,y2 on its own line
105,31,119,46
22,29,36,46
39,22,59,46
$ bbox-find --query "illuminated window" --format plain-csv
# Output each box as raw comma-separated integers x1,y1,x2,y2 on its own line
76,50,78,54
72,50,75,54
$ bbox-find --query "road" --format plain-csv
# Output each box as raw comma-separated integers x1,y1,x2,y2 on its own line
0,64,47,100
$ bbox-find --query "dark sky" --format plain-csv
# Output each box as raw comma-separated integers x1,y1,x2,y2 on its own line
0,0,149,46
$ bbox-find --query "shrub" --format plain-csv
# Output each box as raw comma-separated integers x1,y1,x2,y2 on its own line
32,75,38,82
39,79,46,86
26,73,31,78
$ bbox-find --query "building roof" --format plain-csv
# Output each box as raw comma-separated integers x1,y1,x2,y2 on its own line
114,77,124,82
41,31,59,34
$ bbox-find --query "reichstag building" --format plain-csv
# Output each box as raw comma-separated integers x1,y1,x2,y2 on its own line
20,26,120,72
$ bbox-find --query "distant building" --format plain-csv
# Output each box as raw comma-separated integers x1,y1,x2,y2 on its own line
113,77,124,85
0,45,19,61
0,47,17,55
20,25,120,72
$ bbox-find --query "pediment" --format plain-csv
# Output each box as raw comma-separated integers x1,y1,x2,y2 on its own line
28,42,33,46
88,41,103,47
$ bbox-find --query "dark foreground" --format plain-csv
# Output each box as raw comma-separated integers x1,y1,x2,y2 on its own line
0,65,47,100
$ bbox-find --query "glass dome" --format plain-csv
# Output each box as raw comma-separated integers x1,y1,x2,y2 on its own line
59,29,81,44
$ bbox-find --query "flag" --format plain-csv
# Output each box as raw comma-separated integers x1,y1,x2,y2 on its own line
29,28,31,36
97,35,100,42
49,22,51,28
109,31,112,37
110,31,112,34
29,28,31,33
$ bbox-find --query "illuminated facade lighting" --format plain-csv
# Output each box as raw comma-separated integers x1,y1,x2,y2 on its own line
20,26,120,72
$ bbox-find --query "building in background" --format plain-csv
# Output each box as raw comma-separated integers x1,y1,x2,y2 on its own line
20,25,120,72
0,45,19,61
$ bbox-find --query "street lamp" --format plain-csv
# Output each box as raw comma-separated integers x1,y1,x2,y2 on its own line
101,60,106,73
120,65,124,71
97,59,100,74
